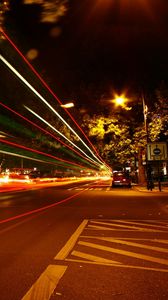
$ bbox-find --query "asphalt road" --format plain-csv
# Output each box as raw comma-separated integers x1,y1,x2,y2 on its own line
0,178,168,300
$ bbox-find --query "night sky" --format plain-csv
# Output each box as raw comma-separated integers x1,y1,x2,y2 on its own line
3,0,168,107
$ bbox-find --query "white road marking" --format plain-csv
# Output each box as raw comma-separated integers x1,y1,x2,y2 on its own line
54,219,88,260
82,236,168,254
88,220,166,232
66,258,168,272
113,220,168,230
78,240,168,266
87,224,116,230
21,265,67,300
71,250,122,264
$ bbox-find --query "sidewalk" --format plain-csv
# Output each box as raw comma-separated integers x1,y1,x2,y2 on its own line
133,183,168,192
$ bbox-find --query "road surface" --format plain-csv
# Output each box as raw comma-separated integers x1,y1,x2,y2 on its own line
0,178,168,300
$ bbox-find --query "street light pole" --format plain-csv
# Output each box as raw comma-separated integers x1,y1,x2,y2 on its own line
142,94,148,141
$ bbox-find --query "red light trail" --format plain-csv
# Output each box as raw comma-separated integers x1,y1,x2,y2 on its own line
0,188,88,225
0,101,100,168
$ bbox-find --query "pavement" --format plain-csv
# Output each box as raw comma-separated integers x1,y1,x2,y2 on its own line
133,182,168,192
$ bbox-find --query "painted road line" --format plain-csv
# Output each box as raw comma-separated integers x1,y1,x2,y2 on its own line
66,257,168,273
21,265,67,300
81,236,168,243
86,236,168,254
113,220,168,230
89,220,165,232
71,250,122,264
78,241,168,266
87,224,116,230
54,219,88,260
144,220,168,225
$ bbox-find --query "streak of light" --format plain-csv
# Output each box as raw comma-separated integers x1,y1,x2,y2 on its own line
0,29,110,170
0,138,95,170
25,106,101,167
0,150,58,165
0,101,100,168
0,54,105,168
0,188,88,225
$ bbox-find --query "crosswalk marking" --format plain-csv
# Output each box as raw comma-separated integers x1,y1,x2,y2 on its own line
53,219,168,273
87,220,168,232
87,224,116,230
113,220,168,230
71,250,122,264
78,240,168,266
81,236,168,254
66,257,168,273
68,187,110,191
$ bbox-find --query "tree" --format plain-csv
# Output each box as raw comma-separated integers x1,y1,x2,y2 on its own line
82,113,133,168
148,82,168,142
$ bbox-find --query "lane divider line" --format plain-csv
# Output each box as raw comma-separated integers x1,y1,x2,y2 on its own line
21,265,67,300
54,220,88,260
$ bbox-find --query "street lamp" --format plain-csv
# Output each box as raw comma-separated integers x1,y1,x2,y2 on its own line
142,95,148,140
60,102,74,108
112,94,132,110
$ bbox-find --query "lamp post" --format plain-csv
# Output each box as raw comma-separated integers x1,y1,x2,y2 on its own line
142,95,148,141
141,94,152,188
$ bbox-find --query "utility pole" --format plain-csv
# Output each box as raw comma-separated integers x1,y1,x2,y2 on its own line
138,94,148,185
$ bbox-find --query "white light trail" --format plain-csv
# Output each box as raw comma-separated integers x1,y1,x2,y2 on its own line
24,105,101,167
0,54,104,167
0,150,51,164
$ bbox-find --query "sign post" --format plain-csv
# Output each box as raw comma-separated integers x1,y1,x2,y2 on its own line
147,142,167,191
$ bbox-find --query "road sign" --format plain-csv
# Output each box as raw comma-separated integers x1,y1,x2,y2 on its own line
147,142,167,161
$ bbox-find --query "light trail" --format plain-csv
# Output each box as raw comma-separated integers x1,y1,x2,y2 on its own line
25,106,101,167
0,188,88,225
0,101,100,168
0,150,66,166
0,54,105,168
0,29,107,164
0,138,97,170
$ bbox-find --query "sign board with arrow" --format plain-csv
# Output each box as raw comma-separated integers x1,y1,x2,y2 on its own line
147,143,167,161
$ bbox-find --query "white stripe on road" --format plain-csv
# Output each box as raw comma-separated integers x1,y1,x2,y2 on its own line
113,220,168,230
78,241,168,266
54,219,88,260
66,258,168,272
88,221,165,232
85,236,168,254
21,265,67,300
71,250,122,264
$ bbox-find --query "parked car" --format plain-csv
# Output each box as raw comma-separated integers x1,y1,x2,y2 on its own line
112,171,131,188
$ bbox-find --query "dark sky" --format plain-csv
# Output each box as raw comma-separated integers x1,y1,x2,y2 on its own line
4,0,168,107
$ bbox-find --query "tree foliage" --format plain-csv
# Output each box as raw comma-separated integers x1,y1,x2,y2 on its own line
82,113,136,167
148,82,168,142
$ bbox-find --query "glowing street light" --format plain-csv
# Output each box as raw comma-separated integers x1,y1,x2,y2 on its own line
112,94,132,110
60,102,74,108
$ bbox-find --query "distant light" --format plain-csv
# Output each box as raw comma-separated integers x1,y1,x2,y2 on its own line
61,102,74,108
26,48,39,60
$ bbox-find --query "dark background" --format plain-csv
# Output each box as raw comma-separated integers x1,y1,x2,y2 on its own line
3,0,168,109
